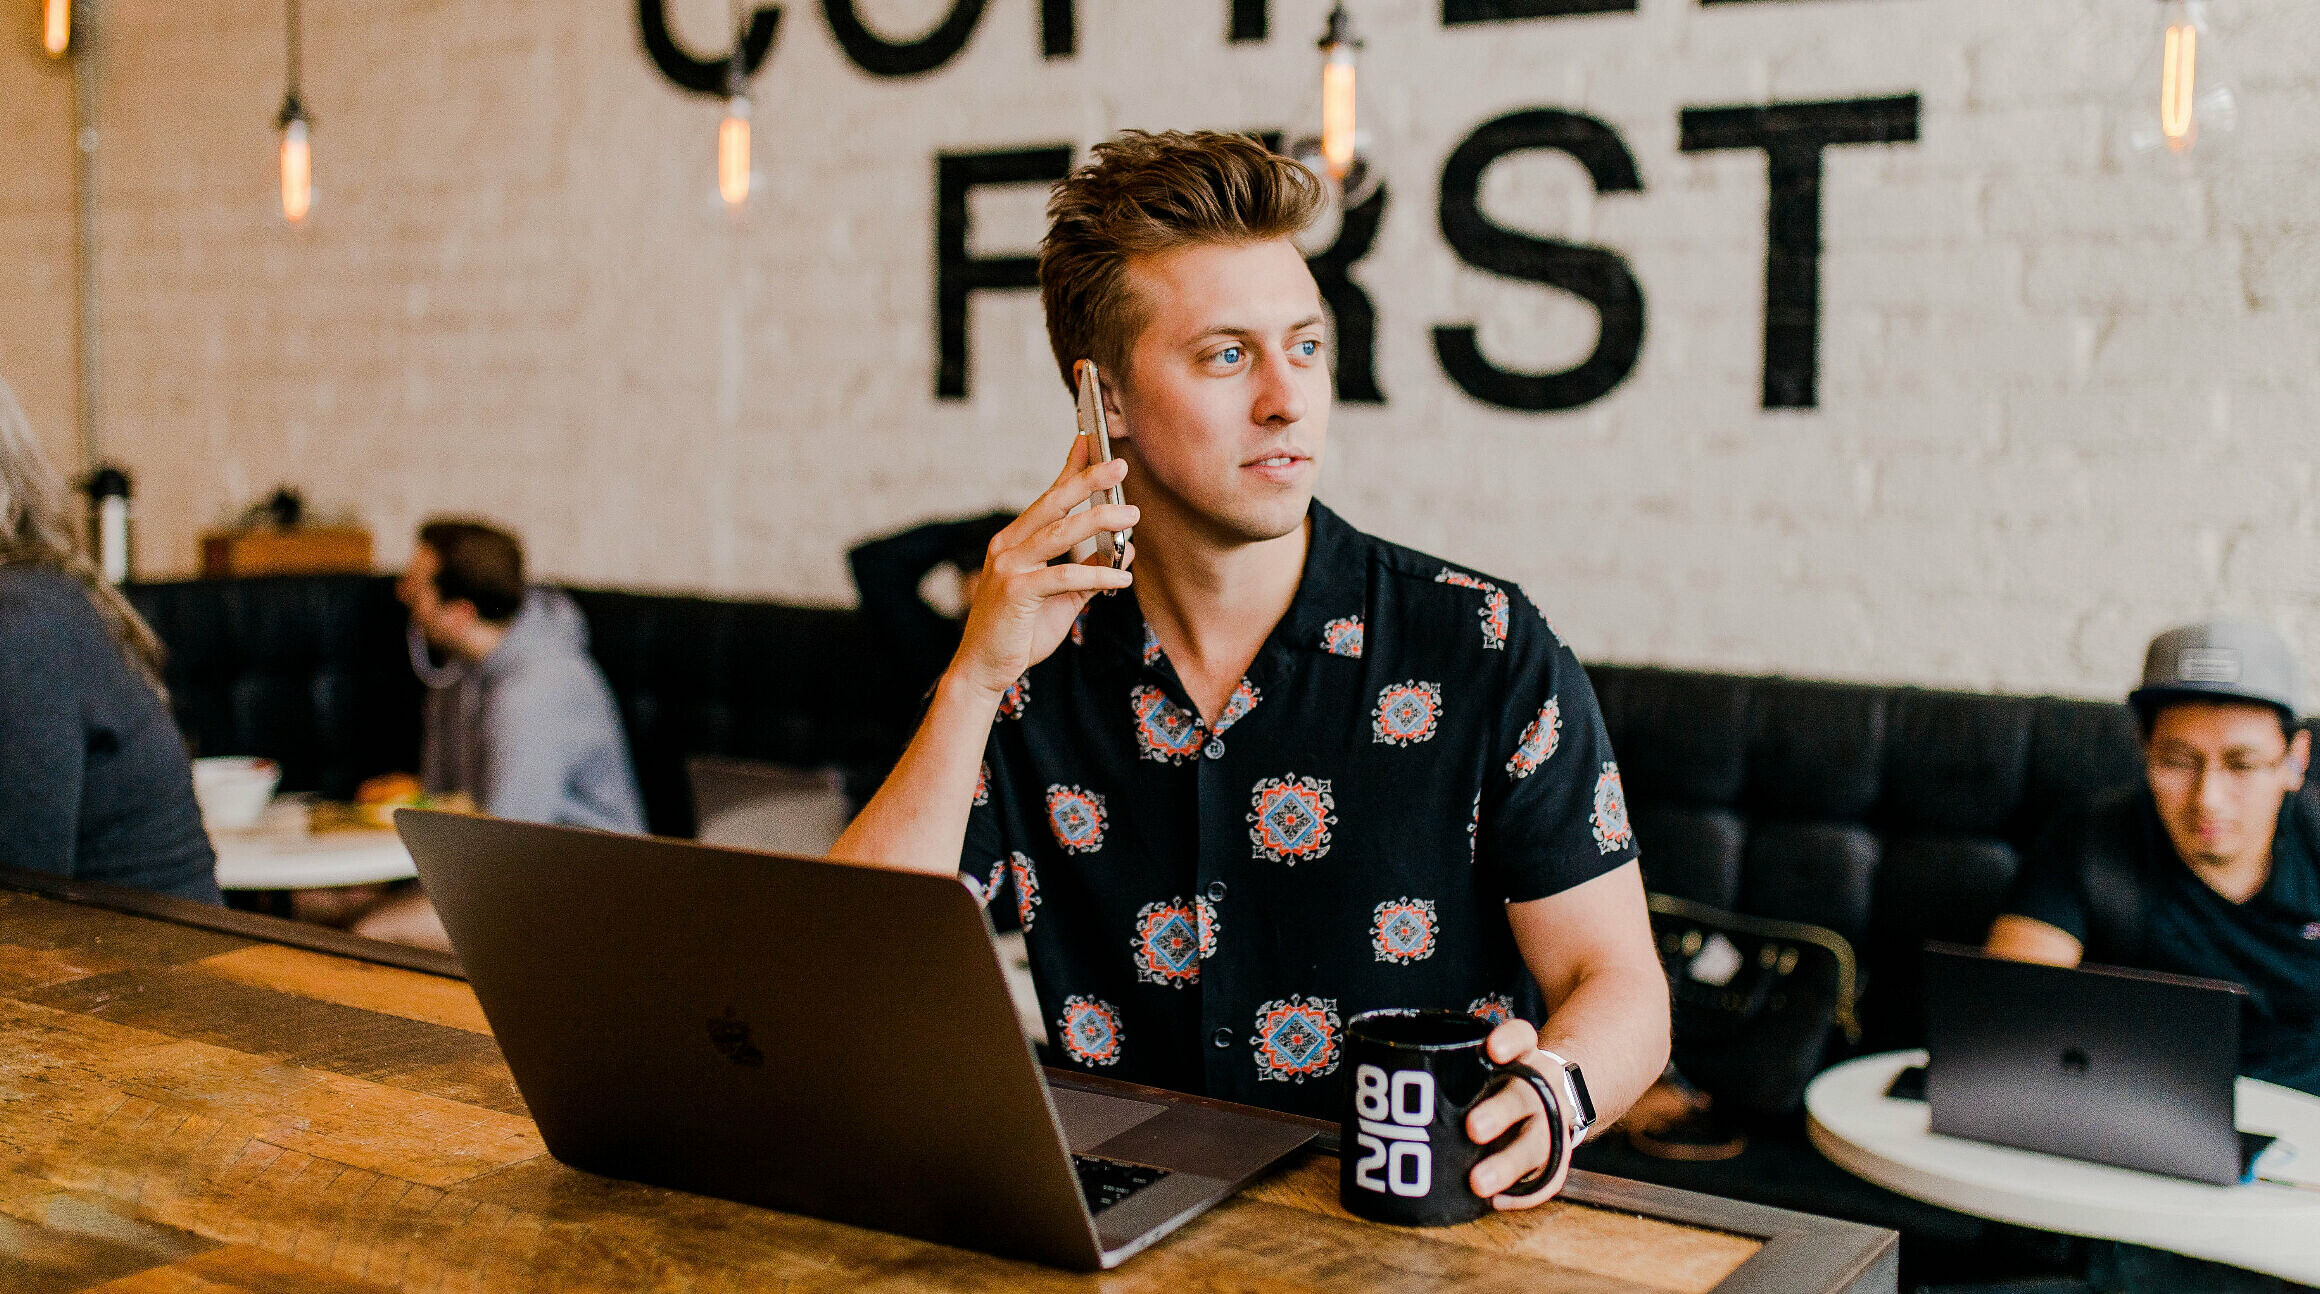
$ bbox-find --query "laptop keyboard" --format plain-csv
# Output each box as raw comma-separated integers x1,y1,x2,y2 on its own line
1072,1154,1168,1213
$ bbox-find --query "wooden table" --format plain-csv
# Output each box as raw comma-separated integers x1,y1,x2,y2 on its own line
0,868,1896,1293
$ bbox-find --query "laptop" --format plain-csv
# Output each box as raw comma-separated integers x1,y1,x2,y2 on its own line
395,810,1317,1270
684,756,852,855
1921,943,2272,1186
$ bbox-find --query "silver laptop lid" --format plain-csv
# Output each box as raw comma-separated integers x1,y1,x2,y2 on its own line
396,809,1105,1268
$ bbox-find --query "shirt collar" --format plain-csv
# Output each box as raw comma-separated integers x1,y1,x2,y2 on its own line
1274,499,1369,656
1082,498,1370,665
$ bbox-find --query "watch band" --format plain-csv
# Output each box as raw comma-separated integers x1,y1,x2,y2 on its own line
1534,1049,1597,1142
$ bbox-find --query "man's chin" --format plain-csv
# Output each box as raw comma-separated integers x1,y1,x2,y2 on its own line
1209,494,1313,545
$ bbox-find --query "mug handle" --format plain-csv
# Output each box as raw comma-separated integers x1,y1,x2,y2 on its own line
1484,1060,1566,1201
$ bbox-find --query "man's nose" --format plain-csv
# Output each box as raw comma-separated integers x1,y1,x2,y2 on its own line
2196,765,2235,812
1251,349,1307,427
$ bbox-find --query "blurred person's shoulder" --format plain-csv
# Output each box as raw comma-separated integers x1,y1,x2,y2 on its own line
0,563,109,650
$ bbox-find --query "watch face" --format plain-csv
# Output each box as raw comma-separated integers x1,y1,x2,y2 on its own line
1564,1062,1598,1128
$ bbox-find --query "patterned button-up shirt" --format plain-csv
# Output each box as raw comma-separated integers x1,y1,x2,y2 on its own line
963,501,1636,1119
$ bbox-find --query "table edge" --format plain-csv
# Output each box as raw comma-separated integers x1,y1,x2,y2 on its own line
0,863,463,977
0,865,1897,1293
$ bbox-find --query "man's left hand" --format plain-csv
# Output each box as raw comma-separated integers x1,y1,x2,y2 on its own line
1465,1018,1578,1208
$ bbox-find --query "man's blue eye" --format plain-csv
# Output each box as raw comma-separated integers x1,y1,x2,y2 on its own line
1219,346,1243,365
1298,339,1319,356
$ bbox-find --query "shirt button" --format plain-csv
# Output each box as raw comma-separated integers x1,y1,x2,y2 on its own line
1206,880,1227,903
1211,1027,1233,1049
1204,739,1226,760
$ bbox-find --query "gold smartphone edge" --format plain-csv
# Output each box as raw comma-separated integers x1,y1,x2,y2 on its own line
1076,359,1132,572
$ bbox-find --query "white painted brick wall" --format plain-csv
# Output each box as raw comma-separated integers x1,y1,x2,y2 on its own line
0,42,78,475
0,0,2314,707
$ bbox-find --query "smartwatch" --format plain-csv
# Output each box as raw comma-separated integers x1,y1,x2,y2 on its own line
1535,1049,1598,1144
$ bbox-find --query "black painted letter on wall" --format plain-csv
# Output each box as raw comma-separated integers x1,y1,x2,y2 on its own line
826,0,987,76
1042,0,1074,56
936,147,1074,400
639,0,781,96
1434,109,1646,412
1307,188,1390,405
1254,129,1387,405
1230,0,1268,41
1679,95,1920,409
1442,0,1636,23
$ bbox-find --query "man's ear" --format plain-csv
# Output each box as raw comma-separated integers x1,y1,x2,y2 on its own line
2289,727,2311,789
1100,370,1129,439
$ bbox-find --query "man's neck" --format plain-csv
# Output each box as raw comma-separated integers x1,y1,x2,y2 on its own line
1129,507,1309,723
2175,802,2282,905
2183,842,2274,905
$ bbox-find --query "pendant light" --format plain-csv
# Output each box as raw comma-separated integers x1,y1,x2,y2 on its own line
1286,3,1382,209
277,0,312,224
717,4,754,211
718,63,751,209
2117,0,2237,170
43,0,69,57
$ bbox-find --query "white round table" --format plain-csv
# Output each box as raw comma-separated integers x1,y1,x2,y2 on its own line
1807,1050,2320,1284
210,810,416,891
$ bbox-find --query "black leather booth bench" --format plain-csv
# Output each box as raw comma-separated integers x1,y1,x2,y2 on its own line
132,572,2250,1280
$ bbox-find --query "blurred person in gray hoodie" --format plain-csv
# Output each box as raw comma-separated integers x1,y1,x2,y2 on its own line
315,519,642,948
401,519,642,831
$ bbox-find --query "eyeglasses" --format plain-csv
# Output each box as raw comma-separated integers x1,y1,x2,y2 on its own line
2146,748,2292,790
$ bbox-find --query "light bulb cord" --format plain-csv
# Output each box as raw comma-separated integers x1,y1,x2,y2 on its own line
725,0,750,100
277,0,306,127
285,0,302,101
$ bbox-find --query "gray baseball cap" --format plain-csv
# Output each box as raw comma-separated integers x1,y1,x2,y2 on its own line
2129,620,2303,719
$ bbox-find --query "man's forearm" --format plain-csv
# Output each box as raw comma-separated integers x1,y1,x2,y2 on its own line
1507,865,1671,1135
1538,964,1671,1133
829,671,1001,876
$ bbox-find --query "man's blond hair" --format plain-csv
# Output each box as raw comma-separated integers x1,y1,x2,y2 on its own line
1038,130,1321,390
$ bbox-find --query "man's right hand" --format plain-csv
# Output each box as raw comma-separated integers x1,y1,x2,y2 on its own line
947,433,1138,702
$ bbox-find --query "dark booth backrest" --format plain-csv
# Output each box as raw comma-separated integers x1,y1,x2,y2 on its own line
127,576,908,839
1592,665,2175,1053
559,586,901,836
128,577,424,804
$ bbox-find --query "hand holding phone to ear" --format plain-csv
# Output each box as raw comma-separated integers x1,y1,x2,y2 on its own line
832,367,1138,876
945,384,1139,703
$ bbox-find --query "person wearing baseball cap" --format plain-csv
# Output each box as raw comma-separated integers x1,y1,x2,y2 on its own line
1987,620,2320,1108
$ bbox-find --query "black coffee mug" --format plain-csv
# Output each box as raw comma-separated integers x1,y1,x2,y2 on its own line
1338,1009,1564,1227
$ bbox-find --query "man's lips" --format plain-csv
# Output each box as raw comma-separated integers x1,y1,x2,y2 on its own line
1242,450,1310,468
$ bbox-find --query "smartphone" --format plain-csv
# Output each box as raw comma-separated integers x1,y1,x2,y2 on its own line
1073,359,1132,571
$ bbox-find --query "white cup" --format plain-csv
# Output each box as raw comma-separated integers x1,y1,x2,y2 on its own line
192,756,281,830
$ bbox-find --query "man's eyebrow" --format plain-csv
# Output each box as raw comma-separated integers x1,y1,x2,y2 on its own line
2152,741,2283,759
1189,315,1332,341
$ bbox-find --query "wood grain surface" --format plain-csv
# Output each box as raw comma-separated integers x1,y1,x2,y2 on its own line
0,885,1879,1293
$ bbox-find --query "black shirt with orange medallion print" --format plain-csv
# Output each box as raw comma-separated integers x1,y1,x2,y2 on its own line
962,501,1637,1120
